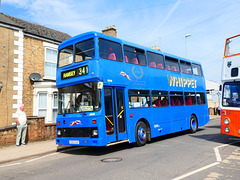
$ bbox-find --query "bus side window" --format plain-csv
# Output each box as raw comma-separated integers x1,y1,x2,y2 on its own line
152,90,169,107
180,60,193,74
99,38,123,61
192,63,202,76
128,90,150,108
196,92,206,105
124,45,146,66
184,92,196,105
147,51,164,69
165,56,179,72
170,91,184,106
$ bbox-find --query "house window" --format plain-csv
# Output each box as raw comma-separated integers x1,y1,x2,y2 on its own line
45,48,57,78
38,93,48,122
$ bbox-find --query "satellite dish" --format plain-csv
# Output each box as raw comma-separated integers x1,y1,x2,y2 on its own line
29,73,41,81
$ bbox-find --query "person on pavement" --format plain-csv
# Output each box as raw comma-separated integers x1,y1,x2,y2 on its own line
16,104,27,146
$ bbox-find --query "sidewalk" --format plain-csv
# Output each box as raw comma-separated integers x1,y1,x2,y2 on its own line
0,140,72,164
0,115,220,165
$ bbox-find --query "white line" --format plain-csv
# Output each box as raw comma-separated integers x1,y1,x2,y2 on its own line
0,162,21,168
172,162,220,180
214,147,222,162
172,140,240,180
25,152,58,163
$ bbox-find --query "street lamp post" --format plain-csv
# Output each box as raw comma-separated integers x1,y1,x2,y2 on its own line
185,34,191,58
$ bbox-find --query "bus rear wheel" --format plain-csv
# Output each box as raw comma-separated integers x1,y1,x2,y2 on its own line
135,121,147,146
190,115,198,133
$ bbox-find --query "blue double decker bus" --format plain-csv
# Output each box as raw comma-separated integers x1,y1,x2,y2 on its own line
56,32,209,147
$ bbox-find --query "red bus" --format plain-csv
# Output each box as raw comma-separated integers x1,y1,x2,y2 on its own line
221,34,240,137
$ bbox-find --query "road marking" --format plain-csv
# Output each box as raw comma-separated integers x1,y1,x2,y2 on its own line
25,147,83,163
0,162,21,168
214,147,222,162
172,162,220,180
172,140,240,180
25,152,58,163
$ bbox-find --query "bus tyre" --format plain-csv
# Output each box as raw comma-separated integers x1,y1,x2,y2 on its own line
135,121,147,146
190,115,198,133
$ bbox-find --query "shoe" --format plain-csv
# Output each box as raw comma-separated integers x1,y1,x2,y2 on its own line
22,144,27,146
16,145,20,147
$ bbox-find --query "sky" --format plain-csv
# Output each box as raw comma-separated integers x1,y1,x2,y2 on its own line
2,0,240,83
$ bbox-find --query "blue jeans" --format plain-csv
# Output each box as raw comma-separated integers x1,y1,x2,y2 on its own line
16,124,27,146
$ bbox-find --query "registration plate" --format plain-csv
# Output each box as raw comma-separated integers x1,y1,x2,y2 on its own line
69,140,79,145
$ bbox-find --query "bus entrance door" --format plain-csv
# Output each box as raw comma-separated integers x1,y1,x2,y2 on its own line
104,87,127,144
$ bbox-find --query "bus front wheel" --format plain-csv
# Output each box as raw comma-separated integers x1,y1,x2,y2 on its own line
190,115,198,133
135,121,147,146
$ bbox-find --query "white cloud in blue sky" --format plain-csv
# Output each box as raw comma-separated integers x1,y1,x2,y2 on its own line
2,0,240,82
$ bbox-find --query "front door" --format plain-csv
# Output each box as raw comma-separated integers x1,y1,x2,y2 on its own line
104,87,127,143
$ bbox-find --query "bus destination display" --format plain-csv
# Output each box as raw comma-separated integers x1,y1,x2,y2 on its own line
61,65,88,80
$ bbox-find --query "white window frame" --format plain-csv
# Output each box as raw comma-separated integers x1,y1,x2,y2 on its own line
33,81,58,124
52,92,58,123
43,42,58,80
38,92,48,123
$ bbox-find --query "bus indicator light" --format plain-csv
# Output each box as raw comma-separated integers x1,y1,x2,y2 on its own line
222,110,226,115
58,122,60,125
92,120,97,124
130,114,133,117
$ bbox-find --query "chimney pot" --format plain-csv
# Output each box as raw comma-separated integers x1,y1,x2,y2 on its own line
102,25,117,37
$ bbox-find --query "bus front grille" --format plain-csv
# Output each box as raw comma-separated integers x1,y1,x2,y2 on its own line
57,127,98,138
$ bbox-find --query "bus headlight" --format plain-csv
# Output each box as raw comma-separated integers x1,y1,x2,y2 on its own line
57,129,62,136
92,129,98,137
224,118,230,125
225,126,230,133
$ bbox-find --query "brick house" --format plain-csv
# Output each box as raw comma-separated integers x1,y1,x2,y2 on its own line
0,13,71,127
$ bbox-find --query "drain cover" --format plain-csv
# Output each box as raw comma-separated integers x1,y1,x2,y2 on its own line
101,157,122,162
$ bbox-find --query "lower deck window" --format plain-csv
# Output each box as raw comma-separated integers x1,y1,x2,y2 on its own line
184,92,196,105
128,90,150,108
152,90,169,107
170,91,184,106
196,92,206,105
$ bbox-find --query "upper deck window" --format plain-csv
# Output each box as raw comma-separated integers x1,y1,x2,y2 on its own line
147,51,164,69
165,56,179,72
58,45,73,67
124,45,146,66
99,38,123,61
192,63,202,76
180,60,192,74
225,35,240,57
75,38,94,62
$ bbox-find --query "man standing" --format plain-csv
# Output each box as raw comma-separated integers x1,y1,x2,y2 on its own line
16,104,27,146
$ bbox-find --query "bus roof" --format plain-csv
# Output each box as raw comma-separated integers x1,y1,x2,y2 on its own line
59,31,202,66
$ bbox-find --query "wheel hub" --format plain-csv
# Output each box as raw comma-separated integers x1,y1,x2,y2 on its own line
138,127,146,142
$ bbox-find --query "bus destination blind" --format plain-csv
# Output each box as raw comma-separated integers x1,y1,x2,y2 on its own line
61,65,88,80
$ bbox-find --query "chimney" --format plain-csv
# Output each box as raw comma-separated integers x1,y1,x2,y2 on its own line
102,25,117,37
149,45,161,51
